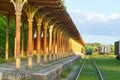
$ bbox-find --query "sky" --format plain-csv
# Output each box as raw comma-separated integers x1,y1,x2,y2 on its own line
65,0,120,45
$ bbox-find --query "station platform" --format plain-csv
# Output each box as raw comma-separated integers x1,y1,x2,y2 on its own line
0,56,80,80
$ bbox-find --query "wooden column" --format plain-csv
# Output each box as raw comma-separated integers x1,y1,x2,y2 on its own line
43,26,47,63
62,34,65,58
66,36,69,57
15,13,21,70
36,17,42,65
24,6,39,68
43,18,53,63
37,23,41,64
49,24,55,61
27,19,33,68
69,38,72,55
64,35,67,57
57,27,66,59
53,28,57,60
59,32,62,59
5,15,9,61
59,32,63,58
56,31,60,59
36,13,49,64
61,34,64,58
11,0,27,70
67,37,70,57
60,30,67,58
21,23,24,57
56,28,63,59
49,29,52,61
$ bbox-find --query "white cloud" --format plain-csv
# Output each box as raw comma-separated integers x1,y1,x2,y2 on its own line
82,34,119,45
109,13,120,20
70,10,120,25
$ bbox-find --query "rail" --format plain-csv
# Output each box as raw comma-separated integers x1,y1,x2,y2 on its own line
75,57,86,80
92,56,104,80
75,55,104,80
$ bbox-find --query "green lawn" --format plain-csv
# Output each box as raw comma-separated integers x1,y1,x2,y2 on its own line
59,57,83,80
93,54,120,80
0,57,14,63
78,55,100,80
60,54,120,80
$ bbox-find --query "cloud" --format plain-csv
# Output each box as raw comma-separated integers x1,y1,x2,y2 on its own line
70,10,120,25
67,10,120,37
110,13,120,20
82,34,119,45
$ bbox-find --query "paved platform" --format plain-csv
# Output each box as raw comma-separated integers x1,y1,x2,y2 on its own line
0,56,80,80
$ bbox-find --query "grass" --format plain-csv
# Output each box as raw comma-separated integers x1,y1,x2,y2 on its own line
0,58,5,63
59,57,83,80
60,67,73,78
93,54,120,80
78,55,100,80
0,57,15,63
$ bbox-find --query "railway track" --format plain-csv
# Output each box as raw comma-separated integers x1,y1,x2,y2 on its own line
75,55,104,80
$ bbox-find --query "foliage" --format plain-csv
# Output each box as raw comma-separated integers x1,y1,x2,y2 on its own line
79,56,100,80
0,15,6,50
110,45,114,54
0,15,16,58
0,14,28,59
61,0,67,10
59,58,82,80
85,42,101,53
93,54,120,80
60,67,73,78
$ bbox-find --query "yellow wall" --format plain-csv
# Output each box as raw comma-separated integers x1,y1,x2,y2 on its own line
70,38,84,55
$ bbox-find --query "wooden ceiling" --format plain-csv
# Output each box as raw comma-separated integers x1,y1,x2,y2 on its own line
0,0,84,45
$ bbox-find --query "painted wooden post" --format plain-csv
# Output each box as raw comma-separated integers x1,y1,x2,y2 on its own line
5,15,9,61
43,26,47,63
48,23,56,61
36,17,42,65
56,28,63,59
36,12,49,64
62,34,65,58
24,5,40,68
52,26,62,60
56,30,60,59
21,23,24,57
37,23,41,64
59,31,64,58
43,17,53,63
10,0,27,70
49,29,52,61
53,28,57,60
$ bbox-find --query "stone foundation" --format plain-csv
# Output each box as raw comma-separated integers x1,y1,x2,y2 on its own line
0,56,80,80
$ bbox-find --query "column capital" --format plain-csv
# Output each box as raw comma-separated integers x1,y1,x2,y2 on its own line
15,12,22,16
44,26,48,29
37,23,42,26
10,0,27,14
36,18,42,25
28,19,33,23
49,29,52,32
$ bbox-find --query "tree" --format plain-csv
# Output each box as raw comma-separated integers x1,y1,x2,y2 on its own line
110,45,114,54
61,0,67,9
85,42,101,53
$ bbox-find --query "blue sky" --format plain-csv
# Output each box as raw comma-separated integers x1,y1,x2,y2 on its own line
65,0,120,44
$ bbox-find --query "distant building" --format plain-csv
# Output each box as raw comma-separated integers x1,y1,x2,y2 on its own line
115,41,120,55
100,45,111,54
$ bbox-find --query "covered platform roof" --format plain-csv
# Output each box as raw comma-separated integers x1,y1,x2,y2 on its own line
0,0,84,45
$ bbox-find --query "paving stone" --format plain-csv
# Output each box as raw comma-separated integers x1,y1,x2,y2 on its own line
0,72,2,80
0,56,80,80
